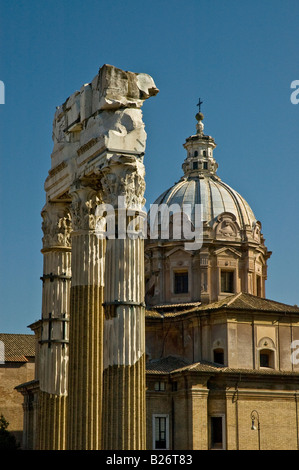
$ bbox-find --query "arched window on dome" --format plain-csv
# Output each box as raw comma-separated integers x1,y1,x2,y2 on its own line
257,337,276,369
259,349,274,368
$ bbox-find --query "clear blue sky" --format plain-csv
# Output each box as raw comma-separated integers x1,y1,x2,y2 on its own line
1,0,299,333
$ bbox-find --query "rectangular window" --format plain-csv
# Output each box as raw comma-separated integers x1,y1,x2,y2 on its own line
174,271,188,294
193,161,198,170
154,381,165,391
153,415,169,450
213,349,224,365
259,349,274,368
210,416,224,449
260,352,269,367
221,270,234,293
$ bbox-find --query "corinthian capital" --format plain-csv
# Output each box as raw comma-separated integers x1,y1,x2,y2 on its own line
41,202,72,250
70,182,102,232
100,154,146,211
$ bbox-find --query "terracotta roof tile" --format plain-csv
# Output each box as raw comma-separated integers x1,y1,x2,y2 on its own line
0,333,35,363
146,355,299,377
146,356,192,373
145,310,162,318
198,292,299,313
146,293,299,319
216,367,299,376
150,302,201,310
146,356,224,374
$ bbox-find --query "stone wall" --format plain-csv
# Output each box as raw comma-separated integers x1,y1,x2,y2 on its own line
0,361,34,446
146,371,299,450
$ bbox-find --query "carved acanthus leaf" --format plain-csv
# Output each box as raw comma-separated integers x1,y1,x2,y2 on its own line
100,155,146,210
70,185,102,232
42,203,72,249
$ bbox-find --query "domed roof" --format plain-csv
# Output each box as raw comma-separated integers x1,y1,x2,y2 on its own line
150,109,257,234
153,175,256,230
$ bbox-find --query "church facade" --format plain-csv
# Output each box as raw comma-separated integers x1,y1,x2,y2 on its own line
144,106,299,450
17,65,299,450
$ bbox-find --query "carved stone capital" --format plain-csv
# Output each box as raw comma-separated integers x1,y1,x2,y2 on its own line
100,154,146,211
70,182,102,232
41,202,72,250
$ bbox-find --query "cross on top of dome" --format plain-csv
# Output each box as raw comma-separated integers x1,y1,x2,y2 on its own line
197,97,203,112
195,98,205,136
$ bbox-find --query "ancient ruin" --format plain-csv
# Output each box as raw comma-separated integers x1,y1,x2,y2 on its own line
36,64,158,449
16,65,299,451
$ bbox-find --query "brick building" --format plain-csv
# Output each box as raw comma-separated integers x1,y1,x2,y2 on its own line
145,295,299,450
0,334,35,446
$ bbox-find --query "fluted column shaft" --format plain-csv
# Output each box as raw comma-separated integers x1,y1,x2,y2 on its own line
67,186,105,450
102,235,146,450
101,159,147,450
37,202,71,450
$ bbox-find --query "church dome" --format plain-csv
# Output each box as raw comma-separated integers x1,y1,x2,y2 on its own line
153,175,256,231
150,107,258,238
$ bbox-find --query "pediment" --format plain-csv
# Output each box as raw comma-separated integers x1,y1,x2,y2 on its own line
214,246,242,258
258,336,275,350
255,252,266,265
165,246,193,258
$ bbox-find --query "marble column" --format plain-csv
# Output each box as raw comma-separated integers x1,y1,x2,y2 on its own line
101,157,147,450
38,202,72,450
67,183,105,450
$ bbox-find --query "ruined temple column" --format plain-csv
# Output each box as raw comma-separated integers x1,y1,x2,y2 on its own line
38,202,72,450
33,63,158,451
67,183,105,450
101,157,147,450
